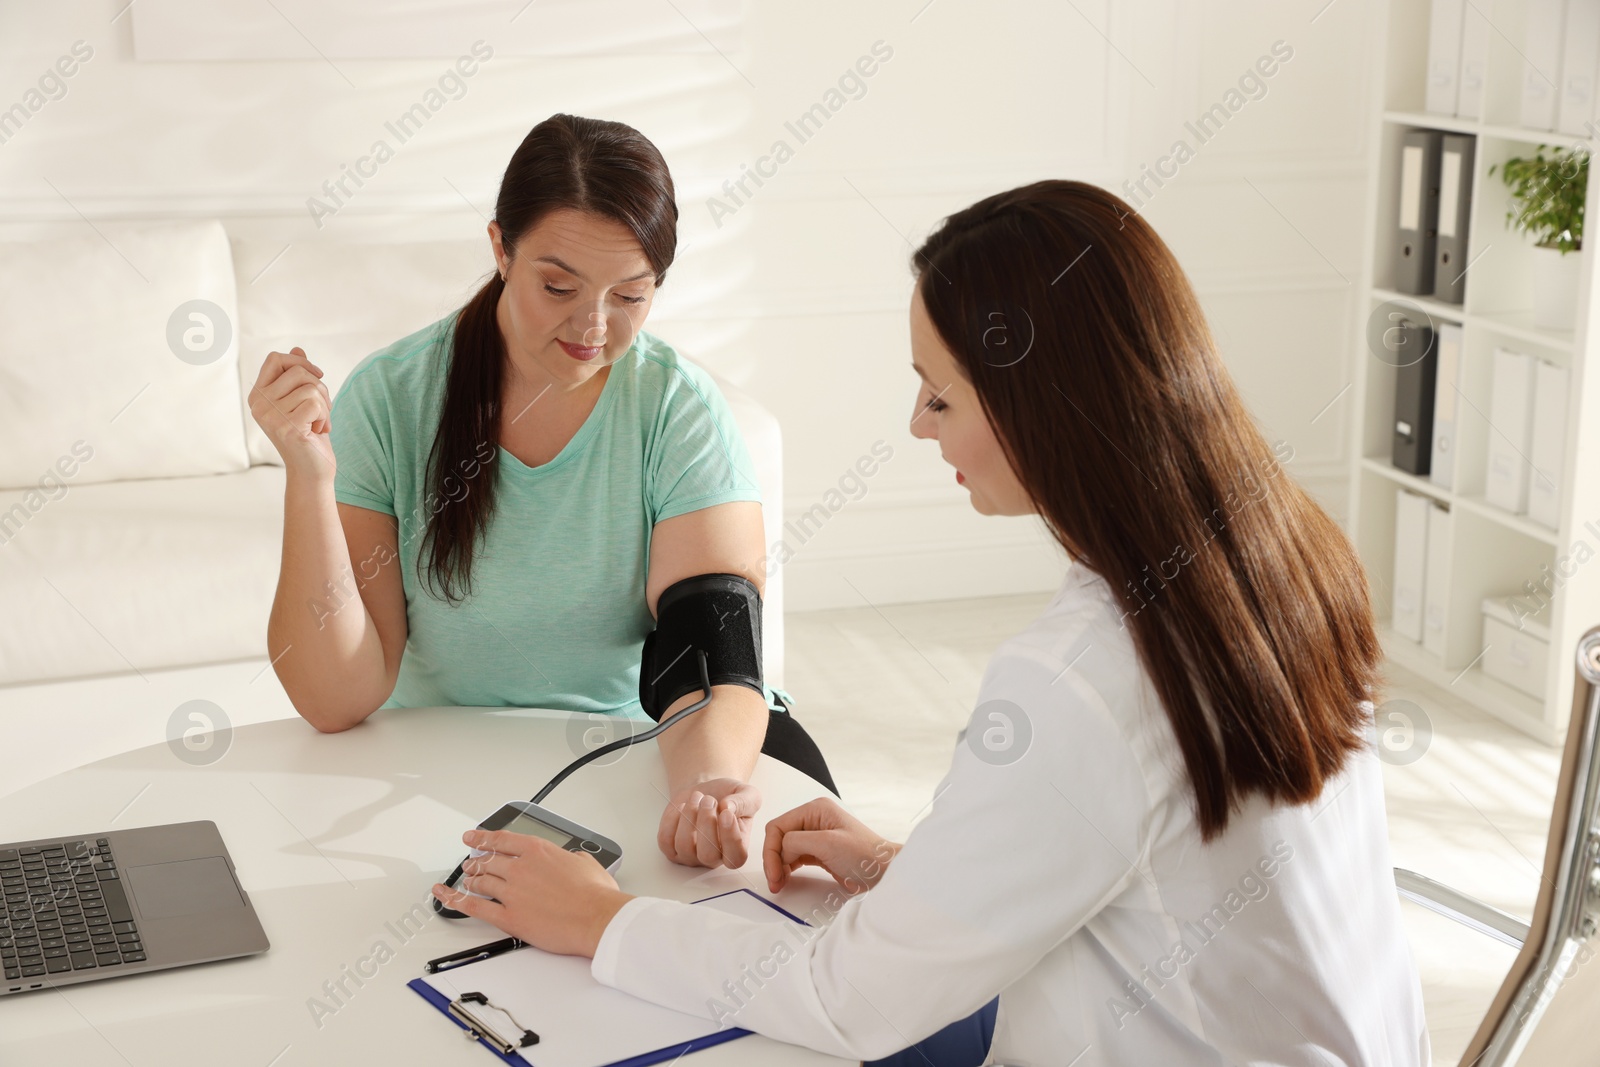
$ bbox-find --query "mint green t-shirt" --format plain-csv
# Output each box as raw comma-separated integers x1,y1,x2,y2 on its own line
329,314,784,719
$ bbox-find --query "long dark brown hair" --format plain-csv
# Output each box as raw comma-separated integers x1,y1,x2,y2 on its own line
913,180,1379,840
420,113,678,603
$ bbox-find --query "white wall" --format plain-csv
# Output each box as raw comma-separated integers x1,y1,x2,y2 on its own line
0,0,1371,611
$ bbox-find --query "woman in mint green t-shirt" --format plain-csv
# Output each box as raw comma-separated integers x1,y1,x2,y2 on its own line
247,113,835,873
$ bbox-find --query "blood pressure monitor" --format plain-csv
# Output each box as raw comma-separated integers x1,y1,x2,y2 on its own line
436,799,625,917
435,631,725,919
474,800,622,875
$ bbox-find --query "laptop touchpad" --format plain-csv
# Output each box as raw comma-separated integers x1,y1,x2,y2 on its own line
126,857,244,919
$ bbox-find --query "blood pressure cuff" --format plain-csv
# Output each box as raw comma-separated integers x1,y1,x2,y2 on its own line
638,573,764,722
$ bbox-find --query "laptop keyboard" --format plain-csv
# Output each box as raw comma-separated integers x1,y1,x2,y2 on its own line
0,838,144,985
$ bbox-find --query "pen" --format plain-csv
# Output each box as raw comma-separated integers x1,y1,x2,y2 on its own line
424,936,526,974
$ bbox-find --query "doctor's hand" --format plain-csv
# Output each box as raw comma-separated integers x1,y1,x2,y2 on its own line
430,829,633,959
763,797,902,896
657,778,762,870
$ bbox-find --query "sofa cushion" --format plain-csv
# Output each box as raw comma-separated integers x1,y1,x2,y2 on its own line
0,219,249,489
233,238,492,466
0,467,285,687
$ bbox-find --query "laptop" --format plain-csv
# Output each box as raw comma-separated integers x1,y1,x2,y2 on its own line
1,820,269,995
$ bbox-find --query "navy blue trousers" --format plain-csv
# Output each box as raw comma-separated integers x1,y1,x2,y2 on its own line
862,996,998,1067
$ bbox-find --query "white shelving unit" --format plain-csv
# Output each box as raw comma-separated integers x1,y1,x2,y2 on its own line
1350,0,1600,744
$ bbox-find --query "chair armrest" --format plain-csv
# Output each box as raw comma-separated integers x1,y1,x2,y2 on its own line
1395,866,1530,948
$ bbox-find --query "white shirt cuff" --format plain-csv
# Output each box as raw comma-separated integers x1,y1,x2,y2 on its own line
591,894,662,987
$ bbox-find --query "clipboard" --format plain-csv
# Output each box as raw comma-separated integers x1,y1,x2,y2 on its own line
408,888,811,1067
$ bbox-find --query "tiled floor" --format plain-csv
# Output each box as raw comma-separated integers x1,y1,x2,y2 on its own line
782,589,1561,1066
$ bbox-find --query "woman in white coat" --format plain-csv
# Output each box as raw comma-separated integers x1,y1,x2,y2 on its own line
432,179,1431,1066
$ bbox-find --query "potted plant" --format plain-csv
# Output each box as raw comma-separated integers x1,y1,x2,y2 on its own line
1489,144,1587,331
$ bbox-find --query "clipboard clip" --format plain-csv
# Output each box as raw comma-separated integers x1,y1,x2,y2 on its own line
447,991,540,1053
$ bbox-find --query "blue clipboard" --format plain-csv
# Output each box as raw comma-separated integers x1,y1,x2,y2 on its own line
408,888,810,1067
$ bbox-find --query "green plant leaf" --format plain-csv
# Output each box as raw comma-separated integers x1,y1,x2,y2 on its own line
1491,143,1586,254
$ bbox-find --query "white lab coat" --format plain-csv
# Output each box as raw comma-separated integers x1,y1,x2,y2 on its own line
593,563,1431,1066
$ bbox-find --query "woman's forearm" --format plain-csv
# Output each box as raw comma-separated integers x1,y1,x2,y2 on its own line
654,683,769,792
267,471,389,731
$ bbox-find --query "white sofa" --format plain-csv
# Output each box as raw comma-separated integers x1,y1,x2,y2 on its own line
0,219,785,797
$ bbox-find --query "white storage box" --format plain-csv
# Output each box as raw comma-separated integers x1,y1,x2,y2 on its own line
1480,598,1551,700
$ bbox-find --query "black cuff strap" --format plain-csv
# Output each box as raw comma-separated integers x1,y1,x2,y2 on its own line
639,573,763,722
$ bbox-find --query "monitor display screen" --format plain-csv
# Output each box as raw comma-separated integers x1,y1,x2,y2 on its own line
504,812,574,847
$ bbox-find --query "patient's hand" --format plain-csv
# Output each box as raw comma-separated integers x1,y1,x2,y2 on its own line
657,777,761,870
250,346,334,481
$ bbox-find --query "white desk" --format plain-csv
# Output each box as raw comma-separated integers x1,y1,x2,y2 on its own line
0,708,856,1066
